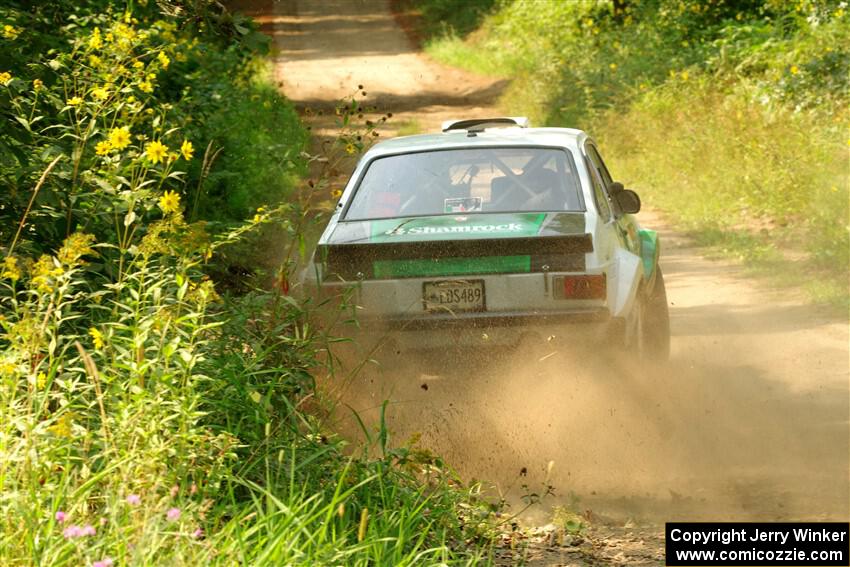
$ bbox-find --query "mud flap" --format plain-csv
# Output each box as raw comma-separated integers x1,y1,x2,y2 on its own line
611,247,642,319
638,229,659,284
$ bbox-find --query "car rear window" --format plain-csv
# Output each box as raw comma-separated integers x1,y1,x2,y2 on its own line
343,147,584,220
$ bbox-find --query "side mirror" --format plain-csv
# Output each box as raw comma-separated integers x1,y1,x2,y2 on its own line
615,188,641,214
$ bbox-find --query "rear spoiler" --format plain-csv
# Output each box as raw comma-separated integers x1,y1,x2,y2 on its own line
441,117,529,133
319,234,592,280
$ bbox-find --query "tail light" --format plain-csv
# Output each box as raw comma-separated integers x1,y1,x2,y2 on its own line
553,274,606,300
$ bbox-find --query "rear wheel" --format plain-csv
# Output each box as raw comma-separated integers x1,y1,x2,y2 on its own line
638,267,671,361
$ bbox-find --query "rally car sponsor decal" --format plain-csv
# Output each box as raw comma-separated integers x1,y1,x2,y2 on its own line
368,213,546,242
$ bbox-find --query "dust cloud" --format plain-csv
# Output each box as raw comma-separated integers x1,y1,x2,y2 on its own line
322,332,849,526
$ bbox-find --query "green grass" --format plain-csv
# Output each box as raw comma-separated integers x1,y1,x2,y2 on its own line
394,118,424,137
598,80,849,308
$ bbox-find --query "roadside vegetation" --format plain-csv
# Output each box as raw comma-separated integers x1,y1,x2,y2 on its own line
0,1,496,564
408,0,849,306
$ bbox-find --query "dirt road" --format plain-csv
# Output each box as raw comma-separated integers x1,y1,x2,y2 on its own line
242,0,848,562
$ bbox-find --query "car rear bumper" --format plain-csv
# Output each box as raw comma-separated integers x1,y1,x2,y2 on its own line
367,306,610,330
355,307,620,349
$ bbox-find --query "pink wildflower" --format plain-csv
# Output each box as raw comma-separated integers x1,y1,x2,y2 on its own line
192,527,203,539
62,524,94,538
55,511,66,523
93,558,114,567
166,507,181,521
170,485,179,498
126,494,141,506
63,525,83,539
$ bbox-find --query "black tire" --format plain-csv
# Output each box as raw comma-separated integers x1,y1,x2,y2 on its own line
640,266,671,361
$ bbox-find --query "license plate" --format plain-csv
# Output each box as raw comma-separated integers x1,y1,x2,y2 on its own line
423,280,485,313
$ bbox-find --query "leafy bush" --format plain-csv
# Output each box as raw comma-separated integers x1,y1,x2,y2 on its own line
1,2,495,565
412,0,497,38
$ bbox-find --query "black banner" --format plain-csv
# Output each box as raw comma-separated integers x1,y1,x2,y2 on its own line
666,522,849,566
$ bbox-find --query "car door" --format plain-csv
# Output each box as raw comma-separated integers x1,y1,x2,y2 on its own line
584,142,641,255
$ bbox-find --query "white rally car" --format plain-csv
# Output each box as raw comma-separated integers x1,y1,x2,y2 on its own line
303,118,670,359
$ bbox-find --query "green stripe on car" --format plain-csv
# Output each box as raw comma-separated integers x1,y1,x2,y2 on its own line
373,255,531,278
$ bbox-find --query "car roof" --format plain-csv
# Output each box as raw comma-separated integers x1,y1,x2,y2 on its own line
364,127,589,159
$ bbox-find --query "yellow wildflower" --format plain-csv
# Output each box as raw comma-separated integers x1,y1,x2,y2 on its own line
31,255,62,293
116,21,137,39
0,360,17,378
158,190,181,214
89,54,101,67
105,32,114,42
180,139,194,160
790,65,799,75
67,96,83,106
681,70,689,81
91,86,109,100
3,25,20,39
345,143,356,155
126,95,136,103
57,233,95,265
133,60,144,69
145,140,168,164
108,127,131,150
157,51,170,69
95,140,112,156
37,372,47,389
47,413,73,438
2,256,21,281
138,80,153,93
89,327,104,349
609,63,618,71
253,214,262,223
33,78,43,90
89,28,102,49
0,71,12,86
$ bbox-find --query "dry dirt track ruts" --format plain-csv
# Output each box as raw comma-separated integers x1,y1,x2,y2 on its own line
237,0,848,563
